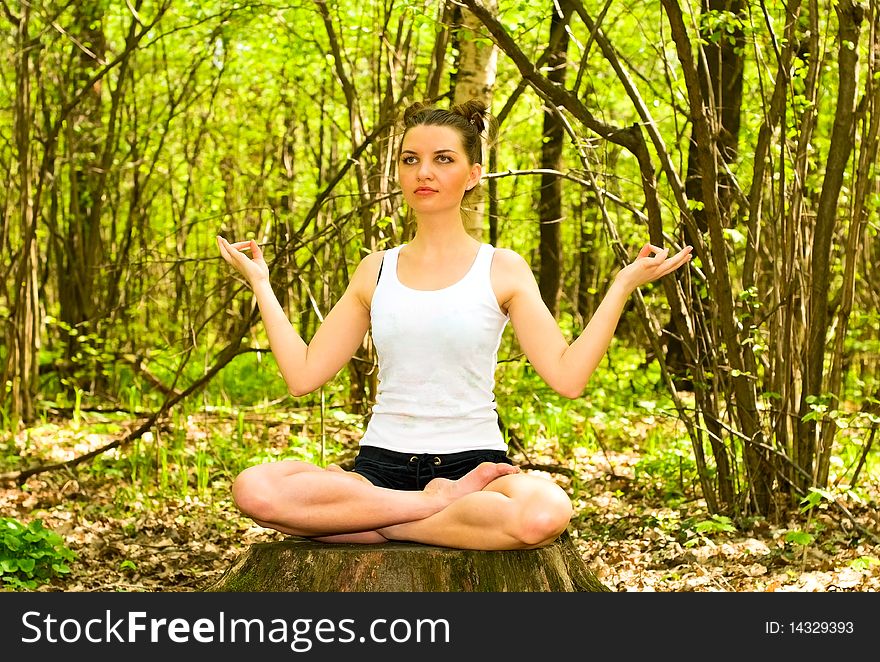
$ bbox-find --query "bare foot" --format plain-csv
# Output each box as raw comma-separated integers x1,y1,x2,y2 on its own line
424,462,520,505
326,463,345,473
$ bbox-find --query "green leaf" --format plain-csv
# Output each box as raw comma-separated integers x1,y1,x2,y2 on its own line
2,535,21,552
784,530,813,546
17,558,36,574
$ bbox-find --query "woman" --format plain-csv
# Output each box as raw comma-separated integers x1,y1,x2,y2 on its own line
217,99,692,550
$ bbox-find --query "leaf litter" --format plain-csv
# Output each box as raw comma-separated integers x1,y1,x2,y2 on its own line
2,414,877,593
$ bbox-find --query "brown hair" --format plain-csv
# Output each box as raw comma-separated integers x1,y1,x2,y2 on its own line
401,98,498,165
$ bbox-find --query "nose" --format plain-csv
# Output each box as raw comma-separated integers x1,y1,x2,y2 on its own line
416,160,433,181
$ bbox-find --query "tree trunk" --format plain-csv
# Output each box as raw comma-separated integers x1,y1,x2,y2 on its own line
57,0,108,390
796,0,863,490
537,1,571,317
452,1,498,241
3,5,40,426
683,0,745,238
676,0,746,433
207,532,610,592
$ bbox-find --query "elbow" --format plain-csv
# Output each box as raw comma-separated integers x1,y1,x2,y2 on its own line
287,382,315,398
556,383,585,400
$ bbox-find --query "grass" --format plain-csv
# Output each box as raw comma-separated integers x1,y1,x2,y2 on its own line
0,342,877,592
3,342,877,519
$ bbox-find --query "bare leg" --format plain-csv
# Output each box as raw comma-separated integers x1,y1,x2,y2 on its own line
376,473,573,550
231,459,519,538
312,530,389,544
312,467,389,543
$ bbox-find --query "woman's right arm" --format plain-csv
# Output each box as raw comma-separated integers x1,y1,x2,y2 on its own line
217,236,378,396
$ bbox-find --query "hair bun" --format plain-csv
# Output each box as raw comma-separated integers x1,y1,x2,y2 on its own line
452,99,488,133
403,101,431,126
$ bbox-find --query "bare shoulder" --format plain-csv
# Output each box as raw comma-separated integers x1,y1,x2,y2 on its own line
349,249,387,310
492,247,531,272
491,247,537,312
355,249,387,274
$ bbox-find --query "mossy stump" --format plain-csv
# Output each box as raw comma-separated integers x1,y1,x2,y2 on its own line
207,531,611,592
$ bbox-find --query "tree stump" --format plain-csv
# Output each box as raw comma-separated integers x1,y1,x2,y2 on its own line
206,531,611,592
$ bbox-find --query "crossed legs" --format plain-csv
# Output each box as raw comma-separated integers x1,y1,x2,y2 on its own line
231,460,573,551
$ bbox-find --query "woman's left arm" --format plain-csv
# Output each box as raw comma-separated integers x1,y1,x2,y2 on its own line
500,244,692,398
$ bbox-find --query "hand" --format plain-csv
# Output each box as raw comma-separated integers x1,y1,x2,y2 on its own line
614,243,692,294
217,236,270,288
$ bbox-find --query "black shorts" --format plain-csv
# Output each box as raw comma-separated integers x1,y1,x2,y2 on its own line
353,445,513,491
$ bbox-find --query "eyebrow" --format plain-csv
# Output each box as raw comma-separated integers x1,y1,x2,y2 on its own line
400,148,459,155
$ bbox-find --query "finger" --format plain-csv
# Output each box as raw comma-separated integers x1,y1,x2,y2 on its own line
217,237,241,264
637,244,656,259
217,236,231,257
249,239,263,260
658,253,692,277
217,236,234,250
664,250,689,267
652,247,670,263
222,242,254,255
217,236,251,249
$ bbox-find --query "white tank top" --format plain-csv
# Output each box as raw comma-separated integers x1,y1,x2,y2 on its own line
361,243,509,454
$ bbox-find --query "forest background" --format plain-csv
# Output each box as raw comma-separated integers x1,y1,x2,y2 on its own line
0,0,878,592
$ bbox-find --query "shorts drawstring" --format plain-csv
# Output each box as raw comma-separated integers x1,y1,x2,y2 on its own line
408,453,442,489
353,446,510,491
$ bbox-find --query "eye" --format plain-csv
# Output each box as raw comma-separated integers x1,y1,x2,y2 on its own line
401,155,418,165
436,154,453,164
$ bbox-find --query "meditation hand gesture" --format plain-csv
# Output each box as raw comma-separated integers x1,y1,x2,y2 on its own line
217,236,270,288
614,243,693,295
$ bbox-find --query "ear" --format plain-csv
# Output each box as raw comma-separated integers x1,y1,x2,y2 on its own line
466,162,482,191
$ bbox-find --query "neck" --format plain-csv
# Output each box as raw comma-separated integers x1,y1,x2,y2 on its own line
408,211,478,253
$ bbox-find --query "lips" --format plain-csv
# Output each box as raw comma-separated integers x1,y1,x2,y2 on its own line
414,187,438,194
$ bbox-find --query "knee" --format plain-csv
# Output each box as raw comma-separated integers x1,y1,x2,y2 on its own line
231,466,275,521
232,461,314,522
515,487,573,547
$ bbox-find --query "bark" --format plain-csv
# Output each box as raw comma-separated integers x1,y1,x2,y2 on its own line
2,5,40,425
797,0,865,487
661,0,772,513
453,1,498,241
819,12,880,488
576,197,598,325
54,1,108,389
683,0,746,237
207,532,610,592
676,0,746,509
315,0,390,413
744,3,801,494
425,2,455,99
537,1,572,317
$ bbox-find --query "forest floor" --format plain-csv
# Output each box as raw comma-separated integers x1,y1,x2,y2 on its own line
2,413,878,593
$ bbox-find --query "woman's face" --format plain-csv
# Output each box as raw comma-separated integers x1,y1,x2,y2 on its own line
398,124,481,215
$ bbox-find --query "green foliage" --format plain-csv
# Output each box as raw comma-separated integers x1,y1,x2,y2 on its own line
848,556,879,571
784,530,815,547
119,559,137,573
682,515,738,548
693,515,737,535
213,352,290,406
0,0,875,554
799,486,837,513
0,518,77,591
633,430,699,505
